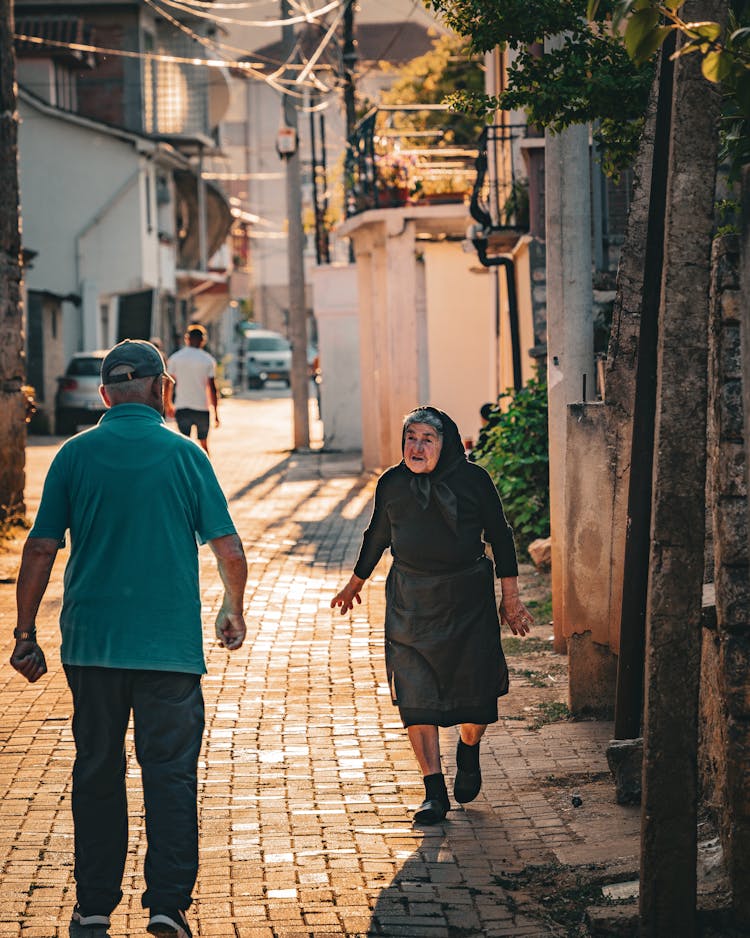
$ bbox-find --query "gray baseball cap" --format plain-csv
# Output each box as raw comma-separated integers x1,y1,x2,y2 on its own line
101,339,174,385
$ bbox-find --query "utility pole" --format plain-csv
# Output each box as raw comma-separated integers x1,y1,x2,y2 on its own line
342,0,356,140
0,0,27,522
281,0,309,450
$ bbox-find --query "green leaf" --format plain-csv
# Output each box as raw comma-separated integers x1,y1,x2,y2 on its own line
587,0,601,20
702,50,733,82
634,24,673,62
684,21,721,42
664,0,684,10
624,8,661,60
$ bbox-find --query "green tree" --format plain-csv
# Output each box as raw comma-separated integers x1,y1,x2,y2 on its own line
592,0,750,175
378,33,485,145
423,0,654,174
471,376,550,555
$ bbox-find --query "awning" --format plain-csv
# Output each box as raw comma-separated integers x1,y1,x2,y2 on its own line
174,170,233,271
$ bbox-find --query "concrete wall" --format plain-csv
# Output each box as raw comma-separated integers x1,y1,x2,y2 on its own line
311,263,363,452
422,241,494,445
565,401,618,715
18,95,159,352
340,203,481,470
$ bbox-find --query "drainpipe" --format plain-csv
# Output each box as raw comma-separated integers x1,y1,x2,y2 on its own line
473,238,523,392
197,143,207,271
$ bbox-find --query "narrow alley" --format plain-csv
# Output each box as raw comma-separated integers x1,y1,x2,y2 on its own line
0,397,641,938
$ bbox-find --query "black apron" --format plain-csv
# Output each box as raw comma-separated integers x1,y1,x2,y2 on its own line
384,555,509,715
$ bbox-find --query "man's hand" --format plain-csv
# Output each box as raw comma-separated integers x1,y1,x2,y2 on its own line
208,534,247,649
10,640,47,683
215,605,246,650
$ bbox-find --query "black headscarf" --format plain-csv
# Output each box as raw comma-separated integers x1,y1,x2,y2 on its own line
401,406,466,534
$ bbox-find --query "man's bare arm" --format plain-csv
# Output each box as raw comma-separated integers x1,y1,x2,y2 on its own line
11,537,59,682
208,533,247,649
208,377,220,427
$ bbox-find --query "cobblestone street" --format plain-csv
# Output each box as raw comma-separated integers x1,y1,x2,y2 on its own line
0,395,640,937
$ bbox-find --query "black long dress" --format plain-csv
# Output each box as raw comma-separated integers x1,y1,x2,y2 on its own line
353,408,518,727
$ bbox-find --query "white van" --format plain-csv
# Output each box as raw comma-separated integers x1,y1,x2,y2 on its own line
245,330,292,389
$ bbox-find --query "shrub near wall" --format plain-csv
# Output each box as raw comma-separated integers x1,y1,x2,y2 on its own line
471,375,550,555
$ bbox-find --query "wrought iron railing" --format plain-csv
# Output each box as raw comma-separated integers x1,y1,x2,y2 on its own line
469,123,529,233
344,106,480,216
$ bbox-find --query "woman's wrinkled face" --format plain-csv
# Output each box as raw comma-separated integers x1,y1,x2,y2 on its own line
403,422,443,474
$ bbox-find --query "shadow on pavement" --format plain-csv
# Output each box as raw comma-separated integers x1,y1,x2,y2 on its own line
225,453,292,502
367,813,561,938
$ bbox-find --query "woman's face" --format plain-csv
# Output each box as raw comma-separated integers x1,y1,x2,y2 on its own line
403,422,443,474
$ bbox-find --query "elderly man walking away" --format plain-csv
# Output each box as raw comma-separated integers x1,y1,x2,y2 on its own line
165,324,220,456
10,340,247,938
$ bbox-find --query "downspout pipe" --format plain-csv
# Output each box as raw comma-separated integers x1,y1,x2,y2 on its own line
473,237,523,392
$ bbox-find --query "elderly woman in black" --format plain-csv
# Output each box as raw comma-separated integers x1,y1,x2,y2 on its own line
331,406,533,824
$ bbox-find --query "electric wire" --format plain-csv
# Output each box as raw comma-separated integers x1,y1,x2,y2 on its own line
143,0,334,96
146,0,337,85
14,33,326,98
145,0,340,28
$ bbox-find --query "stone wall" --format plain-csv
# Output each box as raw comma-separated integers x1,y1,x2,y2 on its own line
704,233,750,921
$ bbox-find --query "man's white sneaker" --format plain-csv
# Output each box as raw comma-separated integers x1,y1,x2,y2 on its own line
71,905,111,929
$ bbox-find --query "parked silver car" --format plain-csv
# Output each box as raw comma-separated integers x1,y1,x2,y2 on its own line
245,330,292,389
55,350,108,434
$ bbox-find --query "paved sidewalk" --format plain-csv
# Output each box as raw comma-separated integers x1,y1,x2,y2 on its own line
0,397,640,938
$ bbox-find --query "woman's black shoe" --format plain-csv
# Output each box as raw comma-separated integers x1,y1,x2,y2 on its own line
453,766,482,803
413,797,448,824
454,740,482,803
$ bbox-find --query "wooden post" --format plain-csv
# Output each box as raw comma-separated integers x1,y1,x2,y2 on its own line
0,0,27,522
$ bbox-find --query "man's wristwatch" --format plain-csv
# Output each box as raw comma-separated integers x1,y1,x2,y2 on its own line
13,627,37,642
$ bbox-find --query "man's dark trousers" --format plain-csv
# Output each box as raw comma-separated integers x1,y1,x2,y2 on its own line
64,666,205,914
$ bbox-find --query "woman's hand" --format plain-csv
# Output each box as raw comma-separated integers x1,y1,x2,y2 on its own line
499,576,534,636
331,574,365,615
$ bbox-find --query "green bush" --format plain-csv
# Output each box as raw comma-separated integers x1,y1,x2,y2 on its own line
471,375,549,555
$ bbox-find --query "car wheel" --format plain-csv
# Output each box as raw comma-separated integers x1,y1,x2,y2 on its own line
247,377,263,390
56,411,77,435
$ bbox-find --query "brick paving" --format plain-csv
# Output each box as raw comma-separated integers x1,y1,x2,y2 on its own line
0,395,640,937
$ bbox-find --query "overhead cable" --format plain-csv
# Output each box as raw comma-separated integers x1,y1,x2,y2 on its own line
145,0,340,28
15,33,328,98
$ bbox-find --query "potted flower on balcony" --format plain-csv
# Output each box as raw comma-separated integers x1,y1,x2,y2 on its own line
412,169,473,205
375,151,417,206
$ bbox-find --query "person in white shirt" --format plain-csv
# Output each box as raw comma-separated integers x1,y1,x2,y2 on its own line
165,325,220,456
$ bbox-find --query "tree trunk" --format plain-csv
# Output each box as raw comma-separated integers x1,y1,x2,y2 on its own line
0,0,26,523
639,1,726,934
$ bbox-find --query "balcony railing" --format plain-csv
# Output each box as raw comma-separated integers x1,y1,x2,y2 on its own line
345,106,479,216
469,123,529,233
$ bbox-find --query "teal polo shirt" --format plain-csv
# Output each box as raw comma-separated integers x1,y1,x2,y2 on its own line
29,404,237,674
